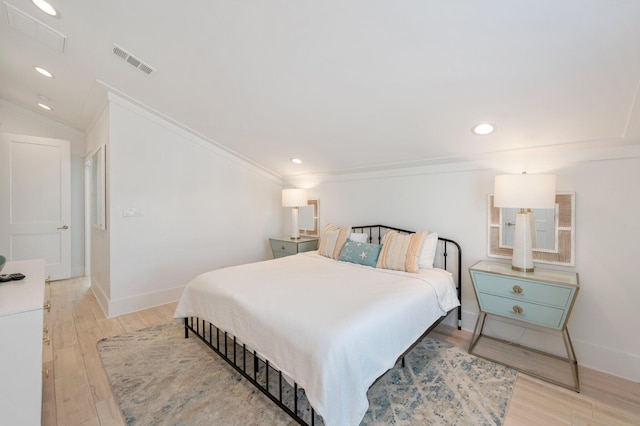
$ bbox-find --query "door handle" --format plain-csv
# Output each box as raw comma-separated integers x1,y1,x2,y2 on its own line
57,225,69,230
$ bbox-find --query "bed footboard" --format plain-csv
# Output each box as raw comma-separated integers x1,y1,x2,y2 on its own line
183,317,319,426
184,310,455,425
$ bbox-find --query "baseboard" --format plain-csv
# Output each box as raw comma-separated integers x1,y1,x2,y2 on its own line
438,306,476,330
90,277,109,318
105,285,185,318
575,339,640,382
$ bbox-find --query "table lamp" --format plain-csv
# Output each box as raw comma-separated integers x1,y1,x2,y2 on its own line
494,173,556,272
282,188,308,239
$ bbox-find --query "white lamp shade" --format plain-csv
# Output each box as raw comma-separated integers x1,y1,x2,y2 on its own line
282,188,308,207
494,174,556,209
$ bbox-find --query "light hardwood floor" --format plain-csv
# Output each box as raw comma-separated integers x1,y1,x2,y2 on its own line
43,276,640,425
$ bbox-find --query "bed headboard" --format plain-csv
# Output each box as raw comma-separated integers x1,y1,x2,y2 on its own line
351,224,462,330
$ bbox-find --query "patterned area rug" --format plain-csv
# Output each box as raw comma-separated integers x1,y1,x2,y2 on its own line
98,323,516,425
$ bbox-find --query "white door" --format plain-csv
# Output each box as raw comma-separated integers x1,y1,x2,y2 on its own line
0,133,71,280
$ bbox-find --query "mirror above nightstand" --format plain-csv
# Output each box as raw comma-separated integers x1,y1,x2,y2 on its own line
488,192,575,267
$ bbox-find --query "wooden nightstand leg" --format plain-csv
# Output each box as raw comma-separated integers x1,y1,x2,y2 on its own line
468,312,488,354
562,328,580,392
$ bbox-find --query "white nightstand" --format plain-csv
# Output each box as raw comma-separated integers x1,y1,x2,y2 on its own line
468,260,580,391
269,236,318,258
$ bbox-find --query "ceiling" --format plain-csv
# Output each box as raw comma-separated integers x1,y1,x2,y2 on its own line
1,0,640,178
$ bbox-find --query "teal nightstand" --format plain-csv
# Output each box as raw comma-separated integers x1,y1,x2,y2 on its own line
269,236,318,259
469,260,580,391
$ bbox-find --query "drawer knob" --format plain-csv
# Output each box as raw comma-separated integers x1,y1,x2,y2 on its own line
281,245,285,250
512,305,523,315
512,285,523,295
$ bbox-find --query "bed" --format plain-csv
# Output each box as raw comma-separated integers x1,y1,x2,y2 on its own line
174,225,461,426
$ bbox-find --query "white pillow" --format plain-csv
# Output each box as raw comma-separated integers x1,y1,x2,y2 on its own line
349,232,368,243
418,232,438,269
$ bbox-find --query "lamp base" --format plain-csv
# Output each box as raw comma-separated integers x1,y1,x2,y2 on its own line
290,207,300,240
511,265,534,273
511,211,535,272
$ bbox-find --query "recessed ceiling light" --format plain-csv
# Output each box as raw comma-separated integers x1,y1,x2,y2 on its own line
472,123,495,135
37,103,53,111
34,66,54,78
32,0,60,17
291,158,303,165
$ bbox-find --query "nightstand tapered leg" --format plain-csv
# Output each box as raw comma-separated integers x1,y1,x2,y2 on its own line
562,328,580,392
468,312,488,354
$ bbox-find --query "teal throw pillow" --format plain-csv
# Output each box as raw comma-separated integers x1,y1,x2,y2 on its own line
337,239,381,267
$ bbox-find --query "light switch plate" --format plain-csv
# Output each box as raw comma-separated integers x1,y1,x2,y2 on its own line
123,207,144,217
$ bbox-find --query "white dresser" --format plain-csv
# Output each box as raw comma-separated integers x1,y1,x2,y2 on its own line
0,259,45,425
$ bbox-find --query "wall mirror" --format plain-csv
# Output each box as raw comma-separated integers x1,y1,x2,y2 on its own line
89,145,106,230
299,199,319,237
488,192,575,266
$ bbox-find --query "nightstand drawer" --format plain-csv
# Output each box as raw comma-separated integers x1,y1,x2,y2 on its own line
476,293,565,329
269,237,319,259
296,240,318,253
271,240,298,256
472,271,572,308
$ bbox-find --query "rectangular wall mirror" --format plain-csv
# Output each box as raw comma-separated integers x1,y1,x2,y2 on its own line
89,145,106,230
299,199,319,236
488,192,575,266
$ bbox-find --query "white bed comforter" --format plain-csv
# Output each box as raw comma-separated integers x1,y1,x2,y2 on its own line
174,252,459,426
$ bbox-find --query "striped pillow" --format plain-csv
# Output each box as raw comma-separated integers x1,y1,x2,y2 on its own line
318,224,351,259
376,230,427,273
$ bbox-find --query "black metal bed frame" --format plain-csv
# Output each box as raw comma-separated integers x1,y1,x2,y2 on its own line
183,225,462,426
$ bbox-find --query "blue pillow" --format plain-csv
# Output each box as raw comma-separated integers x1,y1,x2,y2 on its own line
337,239,381,267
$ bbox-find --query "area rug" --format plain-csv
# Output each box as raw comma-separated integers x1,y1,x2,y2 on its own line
98,323,516,425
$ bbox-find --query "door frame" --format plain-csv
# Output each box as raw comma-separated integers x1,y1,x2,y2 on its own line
84,156,92,277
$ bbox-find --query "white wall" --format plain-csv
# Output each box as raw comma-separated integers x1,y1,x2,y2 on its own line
0,99,86,277
285,146,640,382
100,94,282,316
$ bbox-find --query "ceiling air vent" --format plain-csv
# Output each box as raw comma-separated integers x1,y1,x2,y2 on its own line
138,63,154,75
112,44,154,75
5,3,67,53
112,45,128,60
